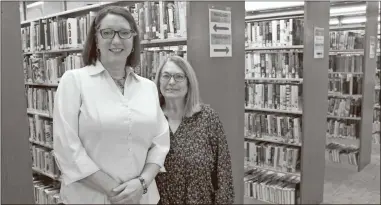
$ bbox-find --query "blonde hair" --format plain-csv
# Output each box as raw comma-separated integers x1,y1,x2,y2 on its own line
154,55,202,117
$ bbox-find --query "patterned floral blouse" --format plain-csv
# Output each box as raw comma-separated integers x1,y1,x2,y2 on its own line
156,104,235,204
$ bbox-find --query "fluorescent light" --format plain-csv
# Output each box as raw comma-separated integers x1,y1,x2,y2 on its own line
330,5,366,14
245,2,304,11
26,1,44,9
330,18,339,25
341,16,366,24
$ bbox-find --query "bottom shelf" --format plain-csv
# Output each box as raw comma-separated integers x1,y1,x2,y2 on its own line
32,167,61,181
33,174,62,204
244,167,300,205
244,196,273,204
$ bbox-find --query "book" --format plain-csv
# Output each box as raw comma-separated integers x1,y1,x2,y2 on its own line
32,177,62,204
244,168,300,204
31,145,61,177
329,30,364,50
325,142,359,166
21,2,188,52
244,141,300,174
245,18,304,48
245,52,303,79
245,112,302,145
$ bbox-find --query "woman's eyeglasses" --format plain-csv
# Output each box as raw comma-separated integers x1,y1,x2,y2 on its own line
99,28,137,39
160,73,186,82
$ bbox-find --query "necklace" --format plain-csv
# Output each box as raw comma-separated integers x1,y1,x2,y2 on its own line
111,72,127,93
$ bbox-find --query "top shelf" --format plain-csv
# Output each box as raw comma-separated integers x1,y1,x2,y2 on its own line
245,1,375,21
245,45,303,51
245,46,365,53
21,1,126,26
23,37,188,55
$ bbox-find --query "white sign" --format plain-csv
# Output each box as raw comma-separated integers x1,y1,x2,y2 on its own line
369,36,376,59
209,6,232,57
314,27,324,59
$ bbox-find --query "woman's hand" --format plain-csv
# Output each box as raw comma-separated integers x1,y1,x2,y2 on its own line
108,178,144,204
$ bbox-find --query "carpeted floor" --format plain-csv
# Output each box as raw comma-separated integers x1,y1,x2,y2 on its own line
323,143,380,204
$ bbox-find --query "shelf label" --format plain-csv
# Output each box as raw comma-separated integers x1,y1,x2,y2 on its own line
369,36,376,59
314,27,324,59
209,5,232,57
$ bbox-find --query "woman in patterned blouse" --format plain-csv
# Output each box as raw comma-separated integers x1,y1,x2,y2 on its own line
153,56,235,204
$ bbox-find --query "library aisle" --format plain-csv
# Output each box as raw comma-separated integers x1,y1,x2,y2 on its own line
323,143,380,204
243,1,380,204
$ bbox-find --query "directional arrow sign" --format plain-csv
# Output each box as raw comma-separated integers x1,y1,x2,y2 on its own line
209,7,232,57
213,47,229,54
213,24,229,32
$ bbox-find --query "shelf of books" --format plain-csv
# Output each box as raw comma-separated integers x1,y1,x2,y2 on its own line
243,1,333,204
325,4,380,171
325,19,367,170
21,1,188,204
373,31,380,145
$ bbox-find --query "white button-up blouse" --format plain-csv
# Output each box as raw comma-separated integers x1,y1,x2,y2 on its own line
53,60,170,204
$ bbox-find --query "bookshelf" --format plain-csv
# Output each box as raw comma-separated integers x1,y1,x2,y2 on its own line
327,2,379,171
353,1,378,172
373,20,380,145
243,1,331,204
17,0,245,204
325,5,367,171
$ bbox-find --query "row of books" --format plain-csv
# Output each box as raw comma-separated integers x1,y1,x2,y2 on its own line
374,90,380,106
245,52,303,79
136,49,187,80
132,2,187,41
244,24,364,50
327,98,362,118
325,142,359,166
244,168,300,205
26,87,56,115
329,55,363,73
24,54,82,84
245,83,302,112
373,109,380,122
326,119,359,139
21,1,187,52
30,145,61,177
373,109,380,144
244,113,302,145
23,49,186,84
33,177,62,204
29,116,53,147
328,74,363,95
244,141,300,174
21,10,97,51
245,18,304,48
329,30,364,50
373,133,380,145
373,121,380,144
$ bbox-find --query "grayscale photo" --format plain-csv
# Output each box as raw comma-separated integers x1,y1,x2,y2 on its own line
0,1,380,205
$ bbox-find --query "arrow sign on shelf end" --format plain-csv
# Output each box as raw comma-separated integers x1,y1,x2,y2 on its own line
213,24,229,32
213,46,229,54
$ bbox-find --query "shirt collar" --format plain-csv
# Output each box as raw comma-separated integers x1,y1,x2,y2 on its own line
88,60,140,81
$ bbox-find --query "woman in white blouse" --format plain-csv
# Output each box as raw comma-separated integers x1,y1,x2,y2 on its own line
53,6,170,204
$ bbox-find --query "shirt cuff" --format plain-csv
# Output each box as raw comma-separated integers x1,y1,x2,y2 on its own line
62,154,100,186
